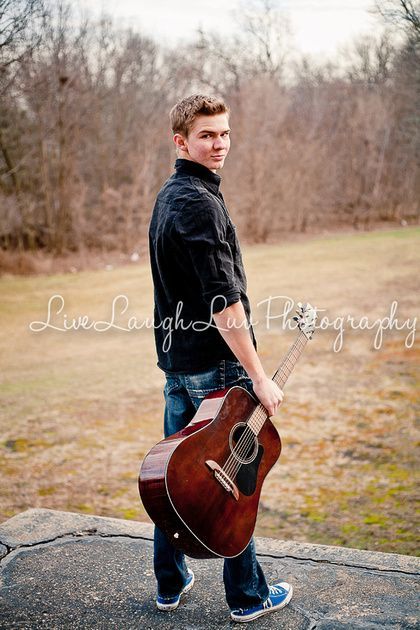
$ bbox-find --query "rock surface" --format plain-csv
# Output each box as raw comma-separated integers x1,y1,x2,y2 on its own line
0,509,419,629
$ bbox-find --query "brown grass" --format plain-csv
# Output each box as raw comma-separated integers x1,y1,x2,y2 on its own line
0,227,419,554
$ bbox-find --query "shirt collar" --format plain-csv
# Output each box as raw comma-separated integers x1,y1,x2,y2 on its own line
174,158,221,193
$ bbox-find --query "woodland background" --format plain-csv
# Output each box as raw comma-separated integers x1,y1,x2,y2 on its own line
0,0,419,272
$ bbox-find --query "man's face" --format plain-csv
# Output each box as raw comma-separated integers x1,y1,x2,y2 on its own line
174,113,231,172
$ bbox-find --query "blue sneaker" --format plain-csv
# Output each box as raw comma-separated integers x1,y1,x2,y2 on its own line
230,581,293,622
156,569,195,611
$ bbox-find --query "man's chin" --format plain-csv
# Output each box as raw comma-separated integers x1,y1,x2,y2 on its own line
211,160,225,170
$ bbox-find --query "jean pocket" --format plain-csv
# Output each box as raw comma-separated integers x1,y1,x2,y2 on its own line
164,374,182,396
224,360,254,395
184,361,224,397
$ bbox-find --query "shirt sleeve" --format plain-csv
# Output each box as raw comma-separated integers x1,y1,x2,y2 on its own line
174,196,240,312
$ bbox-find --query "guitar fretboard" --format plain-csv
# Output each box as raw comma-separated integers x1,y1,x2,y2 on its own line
247,331,308,435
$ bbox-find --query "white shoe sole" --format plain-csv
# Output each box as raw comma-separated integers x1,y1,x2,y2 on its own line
156,571,195,611
230,583,293,622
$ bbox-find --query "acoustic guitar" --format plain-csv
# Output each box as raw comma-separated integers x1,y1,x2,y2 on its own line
139,302,317,559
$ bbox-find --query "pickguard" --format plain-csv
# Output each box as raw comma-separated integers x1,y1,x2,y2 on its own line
235,445,264,496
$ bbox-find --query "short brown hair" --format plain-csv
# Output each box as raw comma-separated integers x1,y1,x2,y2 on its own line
170,94,230,137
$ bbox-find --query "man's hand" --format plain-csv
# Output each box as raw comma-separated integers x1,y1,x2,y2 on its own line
252,376,284,417
212,300,285,416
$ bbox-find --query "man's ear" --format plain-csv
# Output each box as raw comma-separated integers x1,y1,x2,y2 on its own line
173,133,188,152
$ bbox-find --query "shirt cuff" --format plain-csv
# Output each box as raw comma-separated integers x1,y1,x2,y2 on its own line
204,289,241,313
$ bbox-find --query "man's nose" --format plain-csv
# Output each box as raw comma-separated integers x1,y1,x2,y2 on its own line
213,136,225,149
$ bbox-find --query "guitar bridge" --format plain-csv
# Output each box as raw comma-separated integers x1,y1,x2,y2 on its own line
205,460,239,500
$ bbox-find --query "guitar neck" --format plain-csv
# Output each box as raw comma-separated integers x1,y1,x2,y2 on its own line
272,330,308,390
248,330,309,435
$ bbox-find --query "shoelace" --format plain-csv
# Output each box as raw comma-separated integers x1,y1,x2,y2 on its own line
262,585,286,609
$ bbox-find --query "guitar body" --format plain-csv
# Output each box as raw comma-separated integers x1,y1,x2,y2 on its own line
139,386,281,559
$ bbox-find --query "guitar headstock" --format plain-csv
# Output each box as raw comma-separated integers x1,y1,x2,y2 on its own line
293,302,317,340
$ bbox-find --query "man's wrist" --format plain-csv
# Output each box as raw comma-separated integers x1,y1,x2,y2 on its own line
250,371,266,385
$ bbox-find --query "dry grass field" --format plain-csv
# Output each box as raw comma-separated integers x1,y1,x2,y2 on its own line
1,227,419,555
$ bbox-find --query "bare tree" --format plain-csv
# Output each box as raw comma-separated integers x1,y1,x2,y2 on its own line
374,1,420,36
0,0,46,77
343,32,395,85
234,0,291,81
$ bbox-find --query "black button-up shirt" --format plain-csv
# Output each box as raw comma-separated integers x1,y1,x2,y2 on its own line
149,158,256,373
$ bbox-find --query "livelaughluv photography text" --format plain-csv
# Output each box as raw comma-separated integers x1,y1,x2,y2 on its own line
29,294,417,353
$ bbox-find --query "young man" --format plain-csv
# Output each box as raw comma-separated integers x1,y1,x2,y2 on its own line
148,94,293,623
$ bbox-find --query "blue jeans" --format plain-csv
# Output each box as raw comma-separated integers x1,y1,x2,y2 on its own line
153,359,269,610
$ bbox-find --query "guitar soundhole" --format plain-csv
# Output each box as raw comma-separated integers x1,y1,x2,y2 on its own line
229,422,259,465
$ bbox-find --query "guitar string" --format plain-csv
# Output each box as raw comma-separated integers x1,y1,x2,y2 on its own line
222,354,297,479
222,335,307,480
222,335,307,479
223,336,306,480
222,334,307,481
223,345,304,479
